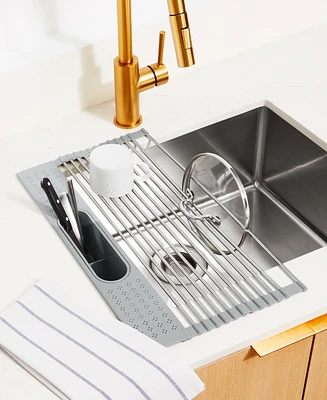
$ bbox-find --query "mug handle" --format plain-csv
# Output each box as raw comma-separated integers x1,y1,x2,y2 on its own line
133,161,151,182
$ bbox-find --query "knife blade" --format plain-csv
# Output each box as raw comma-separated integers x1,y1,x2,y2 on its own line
41,178,88,257
59,192,83,248
41,177,72,233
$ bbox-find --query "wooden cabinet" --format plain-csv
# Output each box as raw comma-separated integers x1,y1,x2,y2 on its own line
195,337,313,400
303,329,327,399
193,314,327,399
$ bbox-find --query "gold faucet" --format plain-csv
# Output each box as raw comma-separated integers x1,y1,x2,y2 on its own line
114,0,195,128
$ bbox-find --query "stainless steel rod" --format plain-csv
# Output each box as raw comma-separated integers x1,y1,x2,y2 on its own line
69,160,196,309
122,142,246,282
144,134,299,284
189,202,278,294
51,130,308,340
123,142,271,299
53,130,306,337
125,190,240,310
131,133,246,226
112,197,218,317
112,141,259,298
121,148,259,292
129,175,258,306
124,139,277,295
139,169,270,299
70,160,217,325
77,158,222,319
62,161,200,327
130,185,238,292
130,175,264,302
128,136,283,291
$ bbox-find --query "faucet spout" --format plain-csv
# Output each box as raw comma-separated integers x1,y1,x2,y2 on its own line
167,0,195,67
114,0,195,128
117,0,133,64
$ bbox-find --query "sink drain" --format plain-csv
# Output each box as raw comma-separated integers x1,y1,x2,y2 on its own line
150,245,208,285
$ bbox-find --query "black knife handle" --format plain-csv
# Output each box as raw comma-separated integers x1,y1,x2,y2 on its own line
41,178,72,233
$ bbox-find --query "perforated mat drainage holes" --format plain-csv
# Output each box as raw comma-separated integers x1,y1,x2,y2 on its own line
150,245,208,285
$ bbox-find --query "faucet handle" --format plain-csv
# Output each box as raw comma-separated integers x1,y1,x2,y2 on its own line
149,30,169,86
138,31,169,92
157,31,165,66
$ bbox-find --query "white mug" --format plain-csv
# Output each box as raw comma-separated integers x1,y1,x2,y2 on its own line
89,144,150,198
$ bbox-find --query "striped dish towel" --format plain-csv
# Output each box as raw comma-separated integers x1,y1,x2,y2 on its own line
0,280,205,400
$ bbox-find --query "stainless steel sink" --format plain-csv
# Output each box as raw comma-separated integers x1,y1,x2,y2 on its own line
147,106,327,269
19,105,317,344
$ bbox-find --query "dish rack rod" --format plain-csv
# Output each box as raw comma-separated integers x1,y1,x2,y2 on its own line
63,160,212,326
59,130,306,328
138,133,301,284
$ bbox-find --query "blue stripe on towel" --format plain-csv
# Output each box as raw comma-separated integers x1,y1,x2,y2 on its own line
35,285,188,400
17,301,151,400
0,317,112,400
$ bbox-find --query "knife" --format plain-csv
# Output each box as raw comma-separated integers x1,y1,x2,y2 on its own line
41,178,90,259
41,178,72,232
59,192,83,248
66,177,85,247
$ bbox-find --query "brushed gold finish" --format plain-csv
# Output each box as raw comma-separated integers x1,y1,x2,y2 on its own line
307,313,327,334
137,67,156,93
167,0,195,67
149,64,169,86
117,0,133,64
167,0,186,15
252,313,327,357
252,324,315,357
147,31,169,87
114,0,195,128
157,31,165,65
114,56,141,128
169,12,195,67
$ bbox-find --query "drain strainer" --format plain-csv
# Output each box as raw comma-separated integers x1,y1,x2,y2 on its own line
150,245,208,285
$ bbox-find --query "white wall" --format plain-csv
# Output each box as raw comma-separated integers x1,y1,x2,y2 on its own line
1,0,58,72
2,0,327,138
0,0,211,74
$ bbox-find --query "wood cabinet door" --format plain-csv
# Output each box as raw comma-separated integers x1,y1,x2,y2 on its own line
303,330,327,399
195,337,313,400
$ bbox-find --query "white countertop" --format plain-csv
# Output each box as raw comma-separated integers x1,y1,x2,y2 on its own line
2,23,327,399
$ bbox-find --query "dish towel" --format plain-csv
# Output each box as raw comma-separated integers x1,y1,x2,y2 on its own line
0,280,205,400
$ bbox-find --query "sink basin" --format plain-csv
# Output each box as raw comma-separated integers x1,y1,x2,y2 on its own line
147,105,327,269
